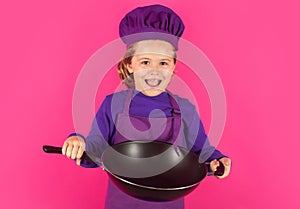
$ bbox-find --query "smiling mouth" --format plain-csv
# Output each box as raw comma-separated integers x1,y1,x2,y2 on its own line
145,79,162,87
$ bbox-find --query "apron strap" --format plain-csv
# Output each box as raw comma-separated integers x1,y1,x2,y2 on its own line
123,88,134,114
167,90,181,116
167,91,182,147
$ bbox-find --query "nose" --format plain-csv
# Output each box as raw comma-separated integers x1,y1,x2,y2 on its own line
150,63,161,71
149,69,160,76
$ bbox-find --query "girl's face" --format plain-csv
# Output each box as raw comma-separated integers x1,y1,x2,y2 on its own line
127,40,176,96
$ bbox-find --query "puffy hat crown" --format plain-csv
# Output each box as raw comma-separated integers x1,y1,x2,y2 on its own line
119,4,185,50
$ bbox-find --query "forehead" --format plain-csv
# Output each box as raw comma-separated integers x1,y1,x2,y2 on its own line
133,40,175,57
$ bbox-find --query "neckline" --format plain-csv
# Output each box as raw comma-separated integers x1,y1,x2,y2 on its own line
134,89,168,99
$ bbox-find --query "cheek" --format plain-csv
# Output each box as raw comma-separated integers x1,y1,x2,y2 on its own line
128,63,139,73
167,64,175,72
132,65,148,72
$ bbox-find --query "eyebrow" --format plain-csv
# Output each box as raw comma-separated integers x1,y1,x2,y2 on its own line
160,58,172,62
137,57,151,61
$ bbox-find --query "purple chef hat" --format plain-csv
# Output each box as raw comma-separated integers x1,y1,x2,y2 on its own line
119,4,185,50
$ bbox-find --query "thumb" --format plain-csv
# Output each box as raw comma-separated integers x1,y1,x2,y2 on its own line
210,159,219,171
76,158,81,166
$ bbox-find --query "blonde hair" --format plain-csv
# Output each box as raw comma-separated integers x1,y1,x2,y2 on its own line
117,42,177,89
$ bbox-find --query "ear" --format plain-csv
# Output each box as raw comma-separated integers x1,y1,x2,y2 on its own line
127,63,133,73
171,63,176,73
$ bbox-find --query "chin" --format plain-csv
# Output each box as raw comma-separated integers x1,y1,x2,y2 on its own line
142,89,165,96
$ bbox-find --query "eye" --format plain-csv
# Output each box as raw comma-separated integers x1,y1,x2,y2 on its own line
160,61,169,66
141,60,150,65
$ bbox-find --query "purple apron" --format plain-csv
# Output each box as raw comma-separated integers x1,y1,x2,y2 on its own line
113,90,182,145
105,90,185,209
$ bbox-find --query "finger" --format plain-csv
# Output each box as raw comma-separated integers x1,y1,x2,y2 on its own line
66,144,74,158
221,158,231,167
71,145,80,159
219,158,231,171
76,158,81,166
77,145,85,159
223,160,231,177
62,141,69,155
224,164,231,177
210,159,219,172
210,160,216,171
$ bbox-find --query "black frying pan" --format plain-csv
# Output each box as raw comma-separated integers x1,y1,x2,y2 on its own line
43,140,224,201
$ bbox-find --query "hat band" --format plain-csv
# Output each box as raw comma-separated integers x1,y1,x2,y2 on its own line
121,32,180,50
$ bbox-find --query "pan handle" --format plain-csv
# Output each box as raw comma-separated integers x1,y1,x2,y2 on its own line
42,145,102,166
43,145,62,154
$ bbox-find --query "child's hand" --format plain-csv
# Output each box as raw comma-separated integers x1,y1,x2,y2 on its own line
210,158,231,179
62,136,86,166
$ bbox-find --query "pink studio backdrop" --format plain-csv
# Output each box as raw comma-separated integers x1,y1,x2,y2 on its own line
1,0,299,209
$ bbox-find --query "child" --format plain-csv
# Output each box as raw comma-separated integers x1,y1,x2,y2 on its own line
62,4,231,209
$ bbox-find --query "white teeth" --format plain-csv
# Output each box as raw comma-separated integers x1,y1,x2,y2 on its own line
145,79,162,87
148,79,159,85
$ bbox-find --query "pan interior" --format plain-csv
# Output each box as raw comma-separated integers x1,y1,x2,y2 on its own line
102,140,207,188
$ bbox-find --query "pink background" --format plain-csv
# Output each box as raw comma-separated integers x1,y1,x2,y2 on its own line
1,0,299,208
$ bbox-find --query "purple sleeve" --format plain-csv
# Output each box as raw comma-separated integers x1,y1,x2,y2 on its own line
79,97,114,168
180,99,227,163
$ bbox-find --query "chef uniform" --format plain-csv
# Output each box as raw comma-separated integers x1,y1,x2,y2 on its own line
72,4,227,209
